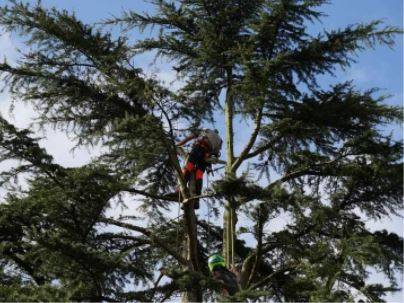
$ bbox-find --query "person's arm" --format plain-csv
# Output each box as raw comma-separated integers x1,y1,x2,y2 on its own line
177,133,197,147
230,266,241,282
212,271,229,296
220,288,230,296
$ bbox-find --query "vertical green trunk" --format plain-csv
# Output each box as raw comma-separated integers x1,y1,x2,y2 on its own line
223,202,237,267
223,68,237,268
224,68,235,166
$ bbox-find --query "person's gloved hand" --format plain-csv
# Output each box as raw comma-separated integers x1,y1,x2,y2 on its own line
206,155,219,164
206,165,213,175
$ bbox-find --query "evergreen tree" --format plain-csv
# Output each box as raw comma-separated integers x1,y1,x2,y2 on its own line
0,0,402,301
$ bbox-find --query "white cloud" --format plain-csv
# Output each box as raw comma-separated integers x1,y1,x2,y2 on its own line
0,91,103,167
0,31,14,52
38,128,104,167
0,95,36,128
344,67,371,83
343,66,385,85
158,70,186,91
365,214,403,234
144,67,186,92
0,29,18,63
0,91,146,220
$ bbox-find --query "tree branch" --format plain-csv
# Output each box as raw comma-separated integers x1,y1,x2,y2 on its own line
181,192,217,204
247,211,264,287
121,282,178,302
242,134,283,161
232,106,264,171
125,188,179,202
224,67,235,167
100,218,188,266
249,266,294,290
267,154,349,189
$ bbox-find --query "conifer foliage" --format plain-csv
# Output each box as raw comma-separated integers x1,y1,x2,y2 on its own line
0,0,402,301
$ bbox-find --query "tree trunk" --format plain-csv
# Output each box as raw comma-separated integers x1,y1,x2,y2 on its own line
181,174,202,302
223,201,237,267
223,67,238,268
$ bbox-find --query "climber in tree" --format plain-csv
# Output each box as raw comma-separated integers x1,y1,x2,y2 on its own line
208,254,240,297
176,129,222,209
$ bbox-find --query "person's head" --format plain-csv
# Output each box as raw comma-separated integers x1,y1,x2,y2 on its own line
208,253,226,272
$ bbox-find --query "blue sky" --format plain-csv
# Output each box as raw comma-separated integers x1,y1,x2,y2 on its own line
8,0,400,105
4,0,401,123
0,0,402,301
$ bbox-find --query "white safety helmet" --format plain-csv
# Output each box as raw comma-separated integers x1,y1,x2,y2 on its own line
201,129,222,156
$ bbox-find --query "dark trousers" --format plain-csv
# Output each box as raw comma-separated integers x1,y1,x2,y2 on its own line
182,144,209,209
